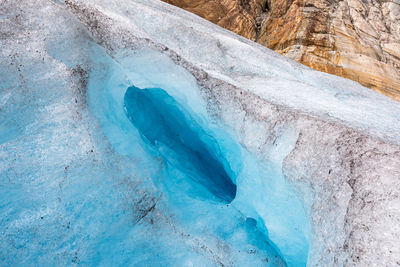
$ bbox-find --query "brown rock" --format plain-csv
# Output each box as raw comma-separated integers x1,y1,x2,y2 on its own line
162,0,268,41
162,0,400,101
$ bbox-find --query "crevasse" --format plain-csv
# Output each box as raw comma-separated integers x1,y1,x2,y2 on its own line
82,47,310,266
123,85,237,203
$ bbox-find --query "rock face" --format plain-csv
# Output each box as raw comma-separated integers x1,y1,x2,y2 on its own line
163,0,268,41
163,0,400,100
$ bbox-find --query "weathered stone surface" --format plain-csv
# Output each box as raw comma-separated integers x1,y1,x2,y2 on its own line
163,0,268,41
162,0,400,100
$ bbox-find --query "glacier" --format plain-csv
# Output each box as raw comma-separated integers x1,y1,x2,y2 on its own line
1,0,400,266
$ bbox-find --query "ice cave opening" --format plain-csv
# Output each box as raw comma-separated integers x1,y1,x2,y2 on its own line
123,85,237,203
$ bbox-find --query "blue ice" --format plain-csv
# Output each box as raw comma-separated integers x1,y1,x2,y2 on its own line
122,84,288,266
124,85,236,203
1,31,310,265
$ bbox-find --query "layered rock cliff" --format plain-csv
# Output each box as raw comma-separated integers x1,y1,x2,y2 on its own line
163,0,400,100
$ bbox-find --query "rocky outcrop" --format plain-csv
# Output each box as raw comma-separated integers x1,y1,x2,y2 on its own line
163,0,400,100
163,0,268,41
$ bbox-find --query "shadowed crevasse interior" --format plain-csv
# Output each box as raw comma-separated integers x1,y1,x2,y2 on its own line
124,85,237,203
122,84,309,266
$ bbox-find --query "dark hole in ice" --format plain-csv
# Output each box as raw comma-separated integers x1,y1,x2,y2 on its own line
124,85,237,203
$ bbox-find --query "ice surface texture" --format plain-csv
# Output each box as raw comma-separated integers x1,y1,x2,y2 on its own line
1,0,400,266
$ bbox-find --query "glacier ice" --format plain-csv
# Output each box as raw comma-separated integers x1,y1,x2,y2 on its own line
83,47,310,266
123,85,237,203
1,0,400,266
